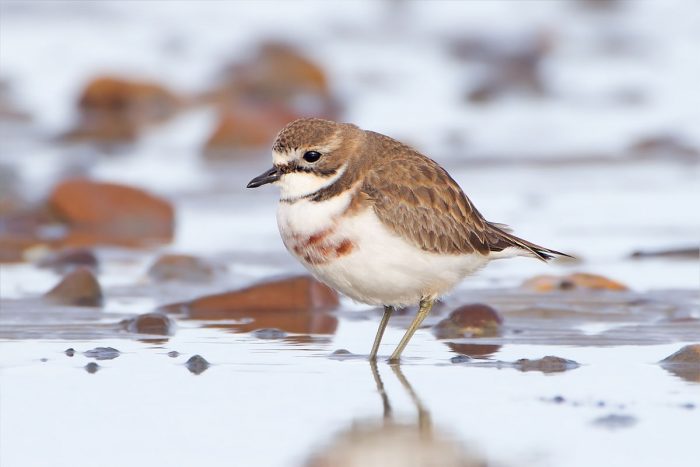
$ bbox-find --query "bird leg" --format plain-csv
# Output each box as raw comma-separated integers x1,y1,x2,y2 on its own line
389,297,434,362
369,305,394,361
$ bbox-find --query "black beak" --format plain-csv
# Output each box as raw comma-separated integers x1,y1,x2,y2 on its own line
247,167,280,188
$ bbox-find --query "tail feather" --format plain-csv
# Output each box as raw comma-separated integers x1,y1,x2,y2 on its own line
486,222,573,262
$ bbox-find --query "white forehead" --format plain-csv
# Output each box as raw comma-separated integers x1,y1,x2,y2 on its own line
272,149,296,165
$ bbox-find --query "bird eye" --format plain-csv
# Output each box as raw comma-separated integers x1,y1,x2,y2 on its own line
303,151,322,163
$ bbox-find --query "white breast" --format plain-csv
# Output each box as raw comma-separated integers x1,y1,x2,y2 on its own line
277,189,353,238
277,193,491,307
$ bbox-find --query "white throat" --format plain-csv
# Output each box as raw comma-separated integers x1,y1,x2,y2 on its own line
277,163,347,201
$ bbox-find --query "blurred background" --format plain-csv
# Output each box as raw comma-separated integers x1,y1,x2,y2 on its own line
1,2,698,467
1,0,697,292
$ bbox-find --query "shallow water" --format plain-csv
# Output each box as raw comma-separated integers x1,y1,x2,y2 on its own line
1,286,699,467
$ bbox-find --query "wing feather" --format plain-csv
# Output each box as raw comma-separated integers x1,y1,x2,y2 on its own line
362,156,491,255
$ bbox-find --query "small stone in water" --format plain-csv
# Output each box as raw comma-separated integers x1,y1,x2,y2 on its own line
659,344,700,383
432,303,503,339
522,272,628,292
592,414,637,429
660,344,700,365
450,355,472,364
167,351,180,358
124,312,174,335
186,355,210,375
514,356,580,373
44,267,104,307
186,275,338,318
328,349,360,361
252,328,287,339
84,347,120,360
65,348,75,357
148,254,225,282
85,362,99,374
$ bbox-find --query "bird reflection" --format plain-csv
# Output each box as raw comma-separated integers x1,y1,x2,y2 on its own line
369,361,432,435
305,363,485,467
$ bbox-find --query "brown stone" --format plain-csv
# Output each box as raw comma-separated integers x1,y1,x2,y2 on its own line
63,75,181,143
189,275,338,316
124,312,175,335
245,42,329,97
566,273,628,291
514,356,580,373
44,267,103,307
148,254,226,282
167,276,339,335
37,247,98,273
661,344,700,365
521,275,563,292
660,344,700,383
213,42,334,114
201,42,339,157
203,107,296,156
522,272,628,292
432,303,503,339
450,32,551,103
47,179,174,247
629,134,699,161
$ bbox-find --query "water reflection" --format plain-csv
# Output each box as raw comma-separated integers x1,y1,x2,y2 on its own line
305,363,486,467
660,364,700,384
445,342,502,359
199,309,338,336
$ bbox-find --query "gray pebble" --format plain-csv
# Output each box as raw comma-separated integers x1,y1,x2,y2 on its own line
186,355,210,375
252,328,287,339
84,347,120,360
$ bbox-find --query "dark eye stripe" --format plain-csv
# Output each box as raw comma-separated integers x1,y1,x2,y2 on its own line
276,162,337,177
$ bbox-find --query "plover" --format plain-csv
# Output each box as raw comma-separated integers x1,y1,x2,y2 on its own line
248,118,569,361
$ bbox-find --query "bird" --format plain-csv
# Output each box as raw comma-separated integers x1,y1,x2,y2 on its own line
247,118,569,362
